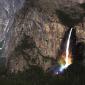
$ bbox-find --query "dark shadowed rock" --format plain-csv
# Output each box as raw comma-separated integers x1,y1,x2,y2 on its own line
56,4,85,27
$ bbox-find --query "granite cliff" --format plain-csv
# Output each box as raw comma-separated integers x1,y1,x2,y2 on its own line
0,0,85,73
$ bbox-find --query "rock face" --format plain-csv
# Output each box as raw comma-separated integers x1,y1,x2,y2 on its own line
5,0,85,73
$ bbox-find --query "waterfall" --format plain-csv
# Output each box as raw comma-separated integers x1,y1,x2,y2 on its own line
47,28,74,74
65,27,73,67
60,27,73,72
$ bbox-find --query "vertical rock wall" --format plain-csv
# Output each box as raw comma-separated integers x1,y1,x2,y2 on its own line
4,0,85,73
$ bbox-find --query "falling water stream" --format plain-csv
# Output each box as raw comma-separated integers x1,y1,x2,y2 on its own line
59,27,73,72
48,27,74,75
65,28,73,67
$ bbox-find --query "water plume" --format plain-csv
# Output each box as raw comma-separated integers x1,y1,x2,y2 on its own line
59,28,73,72
48,27,76,75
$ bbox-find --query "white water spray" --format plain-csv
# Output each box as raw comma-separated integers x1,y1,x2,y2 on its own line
65,27,73,67
60,28,73,72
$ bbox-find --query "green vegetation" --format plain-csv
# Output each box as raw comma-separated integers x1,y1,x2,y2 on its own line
0,40,3,48
0,65,85,85
0,40,4,58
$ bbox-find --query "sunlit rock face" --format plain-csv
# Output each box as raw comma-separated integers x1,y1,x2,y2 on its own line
2,0,85,73
0,0,25,40
6,0,65,73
